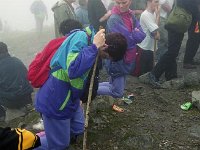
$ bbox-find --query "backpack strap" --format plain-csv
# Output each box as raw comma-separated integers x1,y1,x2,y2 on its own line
50,65,62,74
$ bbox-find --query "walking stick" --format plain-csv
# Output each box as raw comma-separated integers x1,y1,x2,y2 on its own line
83,55,98,150
83,26,103,150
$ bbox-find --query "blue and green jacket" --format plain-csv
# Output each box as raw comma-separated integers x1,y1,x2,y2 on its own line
35,30,97,119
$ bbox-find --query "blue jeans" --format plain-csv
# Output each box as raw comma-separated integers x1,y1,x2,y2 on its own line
34,105,84,150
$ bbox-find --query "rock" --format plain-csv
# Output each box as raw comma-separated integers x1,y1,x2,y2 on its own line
184,72,199,86
161,78,184,89
91,98,111,112
192,91,200,110
188,124,200,138
138,72,150,84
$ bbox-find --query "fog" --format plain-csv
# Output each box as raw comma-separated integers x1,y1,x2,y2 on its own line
0,0,56,31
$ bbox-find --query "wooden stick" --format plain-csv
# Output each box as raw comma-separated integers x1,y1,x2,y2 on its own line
83,55,99,150
83,26,104,150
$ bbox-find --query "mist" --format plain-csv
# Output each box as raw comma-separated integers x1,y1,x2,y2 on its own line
0,0,56,31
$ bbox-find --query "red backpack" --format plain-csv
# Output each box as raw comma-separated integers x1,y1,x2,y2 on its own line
27,37,66,88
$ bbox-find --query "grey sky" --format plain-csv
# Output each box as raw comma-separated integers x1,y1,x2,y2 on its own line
0,0,56,31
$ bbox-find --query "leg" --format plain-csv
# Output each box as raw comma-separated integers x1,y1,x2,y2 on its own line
140,49,147,75
97,76,126,98
152,30,184,80
70,105,84,136
35,114,71,150
157,17,168,61
184,20,200,64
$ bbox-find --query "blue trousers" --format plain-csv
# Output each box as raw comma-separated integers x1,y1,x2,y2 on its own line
97,76,125,98
34,105,84,150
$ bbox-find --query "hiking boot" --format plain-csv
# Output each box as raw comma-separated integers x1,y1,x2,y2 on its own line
32,119,44,131
183,63,197,69
148,72,162,89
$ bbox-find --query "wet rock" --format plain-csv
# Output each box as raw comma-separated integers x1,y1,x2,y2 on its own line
91,98,110,112
192,91,200,110
184,72,199,86
138,72,150,84
161,78,184,89
188,125,200,138
92,117,104,125
124,134,155,150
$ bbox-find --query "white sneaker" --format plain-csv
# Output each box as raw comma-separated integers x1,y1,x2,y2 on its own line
32,119,44,131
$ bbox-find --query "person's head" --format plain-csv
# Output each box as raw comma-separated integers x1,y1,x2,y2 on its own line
59,19,83,36
78,0,87,6
146,0,159,12
115,0,132,12
103,33,127,61
0,42,8,54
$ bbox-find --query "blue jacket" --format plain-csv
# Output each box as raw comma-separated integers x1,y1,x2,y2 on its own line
105,8,145,77
35,31,97,119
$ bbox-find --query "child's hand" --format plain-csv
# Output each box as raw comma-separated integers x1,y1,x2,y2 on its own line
135,28,140,32
93,29,106,49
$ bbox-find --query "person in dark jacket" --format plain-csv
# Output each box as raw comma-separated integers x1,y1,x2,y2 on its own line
147,0,200,87
0,42,33,121
87,0,111,31
183,0,200,69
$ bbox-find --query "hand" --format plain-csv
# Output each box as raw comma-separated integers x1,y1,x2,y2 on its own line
155,5,160,16
134,28,140,32
107,10,112,17
93,29,106,49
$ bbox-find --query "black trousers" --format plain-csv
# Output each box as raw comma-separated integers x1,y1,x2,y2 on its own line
152,29,184,81
140,49,154,75
184,19,200,64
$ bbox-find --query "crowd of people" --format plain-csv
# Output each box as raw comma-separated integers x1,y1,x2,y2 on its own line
0,0,200,149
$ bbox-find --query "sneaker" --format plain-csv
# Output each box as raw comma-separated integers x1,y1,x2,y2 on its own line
183,63,197,69
32,119,44,131
148,73,162,89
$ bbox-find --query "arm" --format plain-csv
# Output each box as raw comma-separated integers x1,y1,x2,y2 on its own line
68,44,98,79
99,10,112,22
68,29,106,79
107,16,145,47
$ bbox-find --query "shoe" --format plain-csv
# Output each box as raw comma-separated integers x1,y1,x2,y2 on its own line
32,119,44,131
148,73,162,89
183,63,197,69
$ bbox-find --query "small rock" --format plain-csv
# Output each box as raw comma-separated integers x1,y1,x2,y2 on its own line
184,72,199,86
192,91,200,110
138,72,150,84
162,78,184,89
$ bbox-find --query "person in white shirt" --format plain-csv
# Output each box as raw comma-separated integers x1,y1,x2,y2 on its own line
137,0,160,75
156,0,174,61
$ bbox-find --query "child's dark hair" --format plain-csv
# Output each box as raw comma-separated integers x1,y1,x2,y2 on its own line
105,33,127,62
59,19,83,36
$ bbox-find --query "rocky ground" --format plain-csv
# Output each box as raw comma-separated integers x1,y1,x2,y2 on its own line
1,27,200,150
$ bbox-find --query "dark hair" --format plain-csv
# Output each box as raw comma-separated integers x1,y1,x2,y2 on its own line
59,19,83,35
105,33,127,62
0,42,8,54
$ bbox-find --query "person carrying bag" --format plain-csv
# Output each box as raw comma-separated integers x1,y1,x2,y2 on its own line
165,0,192,33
